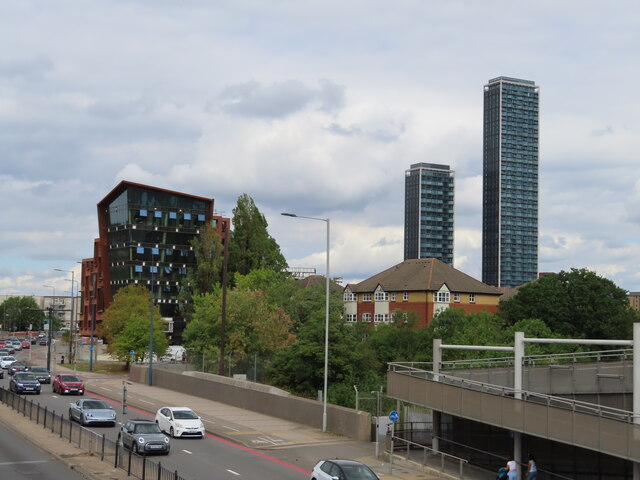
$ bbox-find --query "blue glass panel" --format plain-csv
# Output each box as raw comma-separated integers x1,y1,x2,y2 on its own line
169,212,177,219
150,266,158,273
165,249,173,255
139,209,147,217
154,211,162,218
183,213,191,220
151,248,159,255
136,247,145,254
198,214,205,221
134,266,143,273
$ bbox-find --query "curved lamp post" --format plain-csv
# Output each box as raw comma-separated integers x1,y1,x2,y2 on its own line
281,212,330,432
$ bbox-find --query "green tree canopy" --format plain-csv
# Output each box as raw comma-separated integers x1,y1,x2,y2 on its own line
189,221,225,296
228,194,287,278
0,296,45,331
499,268,638,339
101,284,161,355
110,313,169,363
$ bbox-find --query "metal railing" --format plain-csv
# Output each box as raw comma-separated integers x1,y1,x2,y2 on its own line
388,363,639,423
0,387,188,480
388,435,468,478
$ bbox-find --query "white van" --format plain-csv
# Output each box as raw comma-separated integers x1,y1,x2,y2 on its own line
162,346,186,363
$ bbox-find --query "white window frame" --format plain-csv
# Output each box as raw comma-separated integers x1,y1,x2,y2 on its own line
363,293,372,302
362,313,372,323
469,293,476,304
435,291,450,303
403,291,409,302
375,291,388,301
391,293,396,301
454,293,460,303
343,292,356,302
346,313,357,323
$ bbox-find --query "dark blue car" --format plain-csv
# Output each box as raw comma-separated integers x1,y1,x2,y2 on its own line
10,372,41,394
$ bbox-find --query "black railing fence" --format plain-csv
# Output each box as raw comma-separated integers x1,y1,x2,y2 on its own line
0,387,188,480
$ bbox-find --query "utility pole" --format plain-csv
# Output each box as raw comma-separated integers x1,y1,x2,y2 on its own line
218,228,229,376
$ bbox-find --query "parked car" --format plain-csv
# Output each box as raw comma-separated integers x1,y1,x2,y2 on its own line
29,366,51,384
52,374,85,395
154,407,205,438
9,372,41,395
38,338,48,346
0,349,10,357
69,399,117,426
0,356,16,369
21,340,30,349
8,362,29,376
10,340,22,351
120,419,170,455
309,460,380,480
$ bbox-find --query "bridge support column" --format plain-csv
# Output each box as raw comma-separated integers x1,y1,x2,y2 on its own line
432,411,441,453
513,431,522,480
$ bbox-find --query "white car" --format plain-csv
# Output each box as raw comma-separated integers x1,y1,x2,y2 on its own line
0,356,16,369
154,407,205,438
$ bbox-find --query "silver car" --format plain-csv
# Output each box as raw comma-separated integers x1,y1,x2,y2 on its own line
69,399,117,426
120,420,170,455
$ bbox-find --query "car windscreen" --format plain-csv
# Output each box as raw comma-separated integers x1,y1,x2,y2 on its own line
30,367,48,373
61,376,80,382
341,465,379,480
14,373,37,381
1,356,14,361
172,410,198,419
134,423,162,434
83,401,107,409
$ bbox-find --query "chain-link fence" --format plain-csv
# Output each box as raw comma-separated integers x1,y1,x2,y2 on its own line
0,387,188,480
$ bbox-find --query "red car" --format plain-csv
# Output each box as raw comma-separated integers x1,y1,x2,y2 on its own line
21,340,30,349
52,374,85,395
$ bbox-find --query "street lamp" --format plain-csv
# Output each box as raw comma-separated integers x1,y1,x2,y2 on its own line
43,284,56,371
54,268,76,363
281,212,330,433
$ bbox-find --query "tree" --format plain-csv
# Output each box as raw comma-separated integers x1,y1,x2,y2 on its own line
500,268,638,339
228,194,287,279
110,313,169,363
101,284,161,357
0,296,45,331
189,222,225,296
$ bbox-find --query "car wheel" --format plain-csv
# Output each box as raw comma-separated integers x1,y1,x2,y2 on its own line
36,390,40,395
170,427,175,438
133,443,140,455
69,409,74,421
80,414,86,426
52,385,56,393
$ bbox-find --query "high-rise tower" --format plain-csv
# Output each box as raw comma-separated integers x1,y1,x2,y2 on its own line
482,76,539,288
404,163,454,265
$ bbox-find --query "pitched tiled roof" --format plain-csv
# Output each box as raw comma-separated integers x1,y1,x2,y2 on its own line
346,258,501,295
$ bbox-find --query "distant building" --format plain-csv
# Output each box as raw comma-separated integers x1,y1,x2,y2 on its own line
629,292,640,310
0,294,80,332
404,163,455,265
80,181,229,342
343,258,502,327
482,76,539,288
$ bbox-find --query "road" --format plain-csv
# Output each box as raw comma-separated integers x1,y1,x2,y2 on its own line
0,419,84,479
2,344,309,480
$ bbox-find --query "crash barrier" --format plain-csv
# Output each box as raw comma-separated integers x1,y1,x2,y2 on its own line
0,387,188,480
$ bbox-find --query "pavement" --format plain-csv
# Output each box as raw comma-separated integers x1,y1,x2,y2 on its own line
3,355,494,480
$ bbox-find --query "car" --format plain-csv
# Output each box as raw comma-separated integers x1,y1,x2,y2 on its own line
38,338,48,346
310,460,380,480
9,372,42,395
29,366,51,384
154,407,205,438
0,349,10,357
3,345,16,354
10,340,22,351
21,340,30,349
30,337,37,345
52,374,85,395
120,419,170,455
8,362,29,376
69,399,117,426
0,356,16,369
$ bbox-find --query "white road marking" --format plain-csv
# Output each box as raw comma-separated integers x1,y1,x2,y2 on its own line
227,470,240,476
99,387,112,391
223,425,239,431
0,460,48,466
182,449,192,454
138,399,154,404
202,419,215,424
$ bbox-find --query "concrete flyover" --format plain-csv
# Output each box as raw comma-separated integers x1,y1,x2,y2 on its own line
387,363,640,463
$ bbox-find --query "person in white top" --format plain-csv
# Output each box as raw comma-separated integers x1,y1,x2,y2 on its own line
526,453,538,480
506,455,517,480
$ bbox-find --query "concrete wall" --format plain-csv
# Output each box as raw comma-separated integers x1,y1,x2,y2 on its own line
129,365,372,442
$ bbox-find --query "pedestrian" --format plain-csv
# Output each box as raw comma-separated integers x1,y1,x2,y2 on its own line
506,455,517,480
526,453,538,480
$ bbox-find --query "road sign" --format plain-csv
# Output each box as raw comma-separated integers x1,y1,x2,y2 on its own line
129,350,135,355
389,410,399,422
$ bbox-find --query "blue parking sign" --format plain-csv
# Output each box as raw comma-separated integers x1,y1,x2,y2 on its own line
389,410,399,422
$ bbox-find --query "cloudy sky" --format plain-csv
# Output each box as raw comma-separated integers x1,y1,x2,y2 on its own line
2,1,640,298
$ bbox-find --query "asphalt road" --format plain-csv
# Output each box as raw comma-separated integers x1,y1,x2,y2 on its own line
1,344,309,480
0,420,85,479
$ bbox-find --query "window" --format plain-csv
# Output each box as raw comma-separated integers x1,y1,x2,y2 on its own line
375,292,388,301
150,266,158,273
134,266,143,273
183,213,191,220
154,210,162,218
151,247,159,255
363,293,372,302
179,267,187,275
343,292,356,302
197,214,205,222
374,314,389,323
403,292,409,301
454,293,460,303
362,313,372,323
136,247,145,254
169,212,177,219
166,249,173,255
391,293,396,301
435,291,450,303
139,209,148,217
346,314,356,323
469,293,476,304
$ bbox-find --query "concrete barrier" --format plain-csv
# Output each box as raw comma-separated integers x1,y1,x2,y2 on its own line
129,364,372,442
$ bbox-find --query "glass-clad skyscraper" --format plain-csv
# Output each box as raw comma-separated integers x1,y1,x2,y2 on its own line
482,77,539,288
404,163,454,265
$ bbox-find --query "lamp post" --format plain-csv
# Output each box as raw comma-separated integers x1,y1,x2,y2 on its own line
281,212,330,432
43,284,55,371
54,268,76,363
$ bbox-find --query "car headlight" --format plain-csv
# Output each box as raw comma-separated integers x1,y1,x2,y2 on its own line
86,413,93,417
199,422,204,429
164,437,170,444
17,383,24,387
138,437,145,444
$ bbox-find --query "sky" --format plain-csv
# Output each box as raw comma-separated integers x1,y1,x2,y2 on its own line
1,1,640,298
